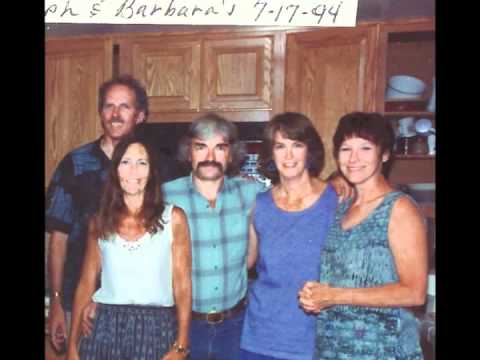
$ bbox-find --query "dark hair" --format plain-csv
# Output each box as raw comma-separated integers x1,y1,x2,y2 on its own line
95,137,165,239
333,112,395,174
258,112,325,185
177,112,246,176
98,74,149,119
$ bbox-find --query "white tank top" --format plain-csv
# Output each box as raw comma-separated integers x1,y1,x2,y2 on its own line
92,204,175,306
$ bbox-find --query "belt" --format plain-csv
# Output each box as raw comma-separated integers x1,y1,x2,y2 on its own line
191,297,247,324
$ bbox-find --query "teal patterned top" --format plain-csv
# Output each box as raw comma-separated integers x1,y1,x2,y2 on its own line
314,191,423,360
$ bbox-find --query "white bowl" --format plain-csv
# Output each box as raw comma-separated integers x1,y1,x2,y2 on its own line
386,75,426,100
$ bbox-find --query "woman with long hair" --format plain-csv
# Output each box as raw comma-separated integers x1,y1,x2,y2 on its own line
66,137,192,360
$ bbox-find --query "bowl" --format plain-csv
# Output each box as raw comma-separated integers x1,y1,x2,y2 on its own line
386,75,426,100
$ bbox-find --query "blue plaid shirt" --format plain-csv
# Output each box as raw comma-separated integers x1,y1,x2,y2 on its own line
45,138,110,310
163,175,266,313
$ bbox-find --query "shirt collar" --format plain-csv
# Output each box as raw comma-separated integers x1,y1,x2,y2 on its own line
92,136,111,165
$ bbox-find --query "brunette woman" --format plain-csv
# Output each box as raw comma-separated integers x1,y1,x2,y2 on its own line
299,112,427,359
67,137,192,360
240,112,338,360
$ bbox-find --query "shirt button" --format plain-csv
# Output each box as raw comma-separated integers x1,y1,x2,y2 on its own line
214,286,218,290
213,244,216,248
214,265,218,269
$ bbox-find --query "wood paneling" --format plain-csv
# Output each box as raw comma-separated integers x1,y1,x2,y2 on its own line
45,38,112,186
130,37,201,115
202,36,273,110
285,26,378,177
388,157,435,185
144,110,271,123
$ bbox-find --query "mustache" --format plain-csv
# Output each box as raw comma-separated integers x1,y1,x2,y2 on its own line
110,117,124,124
196,161,224,171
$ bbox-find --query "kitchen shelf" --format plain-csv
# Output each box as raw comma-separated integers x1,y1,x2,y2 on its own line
384,111,435,117
393,154,434,160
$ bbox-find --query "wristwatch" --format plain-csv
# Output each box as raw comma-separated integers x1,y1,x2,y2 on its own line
172,341,190,356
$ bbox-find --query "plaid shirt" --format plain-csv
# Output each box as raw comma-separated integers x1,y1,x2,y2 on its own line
163,175,266,313
45,138,110,310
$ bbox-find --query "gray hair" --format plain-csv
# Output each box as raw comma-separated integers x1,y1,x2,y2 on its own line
177,112,246,176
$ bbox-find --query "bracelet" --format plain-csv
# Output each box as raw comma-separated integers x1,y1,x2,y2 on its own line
172,341,190,356
50,291,62,300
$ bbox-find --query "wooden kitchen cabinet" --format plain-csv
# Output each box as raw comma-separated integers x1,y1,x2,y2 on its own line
201,35,273,111
116,30,284,123
285,25,378,177
119,35,201,115
376,18,436,185
45,37,113,185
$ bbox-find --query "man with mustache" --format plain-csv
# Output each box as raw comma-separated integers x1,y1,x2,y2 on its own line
45,75,181,354
159,113,264,360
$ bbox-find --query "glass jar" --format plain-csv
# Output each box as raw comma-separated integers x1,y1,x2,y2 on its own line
409,135,428,155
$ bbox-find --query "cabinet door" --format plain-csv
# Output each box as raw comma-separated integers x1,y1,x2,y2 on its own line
285,26,378,177
45,38,112,186
128,37,201,117
202,36,274,111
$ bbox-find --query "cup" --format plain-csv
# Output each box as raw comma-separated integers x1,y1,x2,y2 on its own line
415,118,433,135
397,117,415,137
409,135,428,155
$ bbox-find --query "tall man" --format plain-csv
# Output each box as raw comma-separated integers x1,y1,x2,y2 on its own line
45,75,180,352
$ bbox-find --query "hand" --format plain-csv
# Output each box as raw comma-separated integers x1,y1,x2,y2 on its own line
298,281,334,313
48,300,68,352
81,301,97,337
328,173,354,203
161,348,188,360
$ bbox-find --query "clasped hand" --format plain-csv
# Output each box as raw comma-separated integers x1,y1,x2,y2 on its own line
298,281,334,313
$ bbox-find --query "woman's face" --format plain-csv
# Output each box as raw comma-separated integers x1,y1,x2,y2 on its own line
272,131,309,180
117,143,150,196
337,136,388,185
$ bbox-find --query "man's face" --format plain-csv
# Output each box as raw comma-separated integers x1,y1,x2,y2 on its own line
190,133,231,181
100,84,145,142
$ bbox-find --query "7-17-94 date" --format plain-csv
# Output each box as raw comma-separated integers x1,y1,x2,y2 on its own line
253,1,344,25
